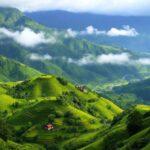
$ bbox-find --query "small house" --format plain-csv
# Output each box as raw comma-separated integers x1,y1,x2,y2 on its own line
44,123,54,131
75,85,88,93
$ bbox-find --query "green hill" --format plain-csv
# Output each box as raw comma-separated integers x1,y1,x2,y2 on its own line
0,75,122,149
80,105,150,150
0,55,41,81
105,78,150,108
0,75,149,150
0,7,23,27
0,117,45,150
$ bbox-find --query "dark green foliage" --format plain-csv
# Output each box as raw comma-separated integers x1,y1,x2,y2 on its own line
57,77,68,85
127,110,143,135
48,114,56,123
131,138,150,150
87,107,97,117
45,143,59,150
0,118,15,141
58,91,86,109
55,111,64,118
144,111,150,118
103,129,127,150
108,78,150,108
11,102,19,109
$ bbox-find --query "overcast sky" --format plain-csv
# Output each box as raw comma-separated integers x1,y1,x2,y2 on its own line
0,0,150,16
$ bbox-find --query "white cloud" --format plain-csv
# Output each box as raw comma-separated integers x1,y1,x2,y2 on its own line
86,26,95,34
65,28,77,38
66,53,150,66
80,26,106,35
30,53,52,61
96,53,130,64
77,54,95,65
66,25,138,37
0,27,56,47
137,58,150,65
107,25,139,37
67,53,131,65
0,0,150,16
29,52,150,66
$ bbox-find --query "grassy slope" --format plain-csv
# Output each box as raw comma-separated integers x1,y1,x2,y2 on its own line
0,55,41,82
0,75,122,149
80,105,150,150
0,138,45,150
0,76,149,150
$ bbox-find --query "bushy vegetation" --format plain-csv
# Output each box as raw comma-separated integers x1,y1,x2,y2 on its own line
127,110,143,135
0,75,123,149
0,75,149,150
0,118,15,141
106,78,150,108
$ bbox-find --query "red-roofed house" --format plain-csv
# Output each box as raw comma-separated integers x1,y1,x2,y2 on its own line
44,123,54,131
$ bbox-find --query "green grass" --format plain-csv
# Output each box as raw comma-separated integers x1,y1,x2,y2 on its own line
80,105,150,150
0,55,41,82
0,75,149,150
0,75,123,149
0,94,16,112
0,138,45,150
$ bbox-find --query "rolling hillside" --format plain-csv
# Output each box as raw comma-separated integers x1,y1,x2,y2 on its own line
80,105,150,150
0,55,41,81
0,75,149,150
0,75,122,149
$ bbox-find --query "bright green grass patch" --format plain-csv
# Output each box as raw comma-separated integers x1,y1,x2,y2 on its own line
0,94,16,111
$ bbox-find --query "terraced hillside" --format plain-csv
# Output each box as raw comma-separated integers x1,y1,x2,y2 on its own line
80,105,150,150
0,75,149,150
0,75,122,149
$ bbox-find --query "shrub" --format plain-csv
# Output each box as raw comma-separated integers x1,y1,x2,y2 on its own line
57,77,68,86
0,118,15,141
127,110,143,135
55,111,64,118
48,114,56,123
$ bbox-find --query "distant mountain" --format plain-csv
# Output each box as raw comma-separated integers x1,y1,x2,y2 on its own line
25,10,150,32
0,7,149,86
26,10,150,52
0,55,41,81
0,7,23,27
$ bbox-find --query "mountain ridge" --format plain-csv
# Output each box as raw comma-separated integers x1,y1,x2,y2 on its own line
0,7,149,86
